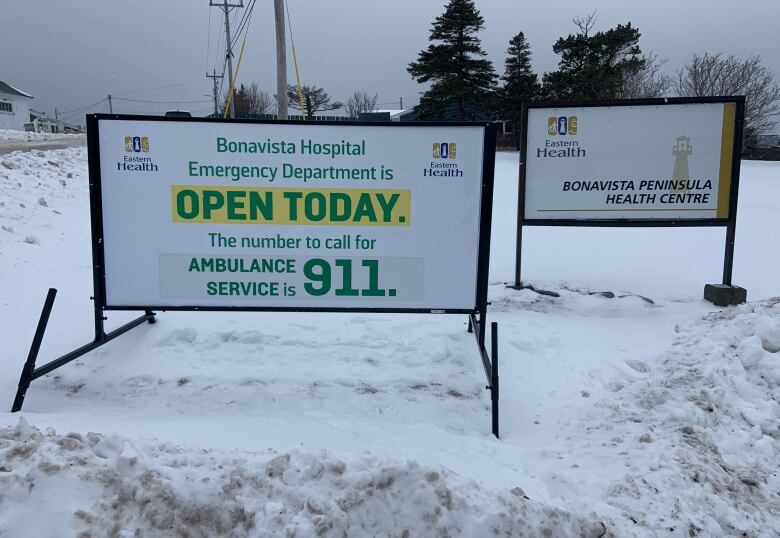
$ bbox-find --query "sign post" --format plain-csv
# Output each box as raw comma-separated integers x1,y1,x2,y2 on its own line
12,115,501,437
514,97,745,305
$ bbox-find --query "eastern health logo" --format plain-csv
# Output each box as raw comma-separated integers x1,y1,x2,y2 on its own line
537,115,585,158
124,135,150,153
425,142,462,177
117,135,157,172
432,142,456,159
547,116,578,136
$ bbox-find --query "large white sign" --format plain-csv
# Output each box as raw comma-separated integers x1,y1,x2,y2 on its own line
94,118,488,310
524,102,737,221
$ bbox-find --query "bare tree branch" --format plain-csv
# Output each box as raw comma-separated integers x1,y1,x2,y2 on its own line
345,90,379,119
675,53,780,137
222,83,273,117
573,10,597,38
617,52,672,98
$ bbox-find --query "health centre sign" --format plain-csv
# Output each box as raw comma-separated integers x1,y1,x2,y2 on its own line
521,98,741,223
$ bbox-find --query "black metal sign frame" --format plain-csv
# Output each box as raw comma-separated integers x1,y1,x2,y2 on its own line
515,96,745,288
13,115,502,438
90,114,496,315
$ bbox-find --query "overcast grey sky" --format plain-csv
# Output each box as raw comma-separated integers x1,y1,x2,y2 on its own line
2,0,778,123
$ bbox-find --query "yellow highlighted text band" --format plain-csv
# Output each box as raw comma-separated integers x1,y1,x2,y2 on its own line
172,185,411,226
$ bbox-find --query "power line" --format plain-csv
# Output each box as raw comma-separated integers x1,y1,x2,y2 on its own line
217,57,228,100
233,0,257,45
59,97,108,115
113,97,212,104
213,8,225,73
60,98,108,121
112,79,208,97
231,3,251,46
232,0,257,69
222,0,257,118
231,0,256,48
206,7,213,71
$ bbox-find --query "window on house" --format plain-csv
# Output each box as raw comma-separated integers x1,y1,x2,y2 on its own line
0,102,13,113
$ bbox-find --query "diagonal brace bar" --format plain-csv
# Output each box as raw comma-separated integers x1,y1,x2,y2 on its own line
31,312,153,380
11,289,155,412
469,313,491,383
12,288,57,412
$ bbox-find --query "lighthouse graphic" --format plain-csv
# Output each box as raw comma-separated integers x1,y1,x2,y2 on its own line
672,136,692,192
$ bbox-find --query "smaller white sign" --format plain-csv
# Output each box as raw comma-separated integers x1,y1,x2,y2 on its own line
523,101,738,221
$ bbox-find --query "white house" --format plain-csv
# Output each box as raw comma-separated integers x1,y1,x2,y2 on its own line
0,80,33,131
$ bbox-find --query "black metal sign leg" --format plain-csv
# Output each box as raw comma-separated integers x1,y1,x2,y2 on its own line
490,321,499,438
723,221,737,286
479,310,487,347
93,299,105,341
12,288,58,412
514,223,523,289
469,313,500,438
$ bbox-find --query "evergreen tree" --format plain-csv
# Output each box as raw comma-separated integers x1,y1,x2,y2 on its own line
500,32,540,147
408,0,497,120
542,15,644,100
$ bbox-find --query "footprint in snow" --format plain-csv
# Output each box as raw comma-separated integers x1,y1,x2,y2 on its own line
509,339,537,353
624,359,650,373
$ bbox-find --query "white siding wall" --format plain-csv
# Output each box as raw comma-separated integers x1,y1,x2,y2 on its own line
0,94,32,131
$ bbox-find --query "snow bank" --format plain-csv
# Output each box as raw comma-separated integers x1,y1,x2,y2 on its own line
0,147,87,251
586,298,780,536
0,420,606,537
0,129,85,141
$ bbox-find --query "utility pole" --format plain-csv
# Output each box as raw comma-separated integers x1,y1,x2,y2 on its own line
206,69,222,116
400,97,403,110
274,0,288,120
107,94,113,113
210,0,243,119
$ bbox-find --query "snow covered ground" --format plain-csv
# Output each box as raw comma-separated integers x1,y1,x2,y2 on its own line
0,129,85,142
0,131,87,157
0,146,778,536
